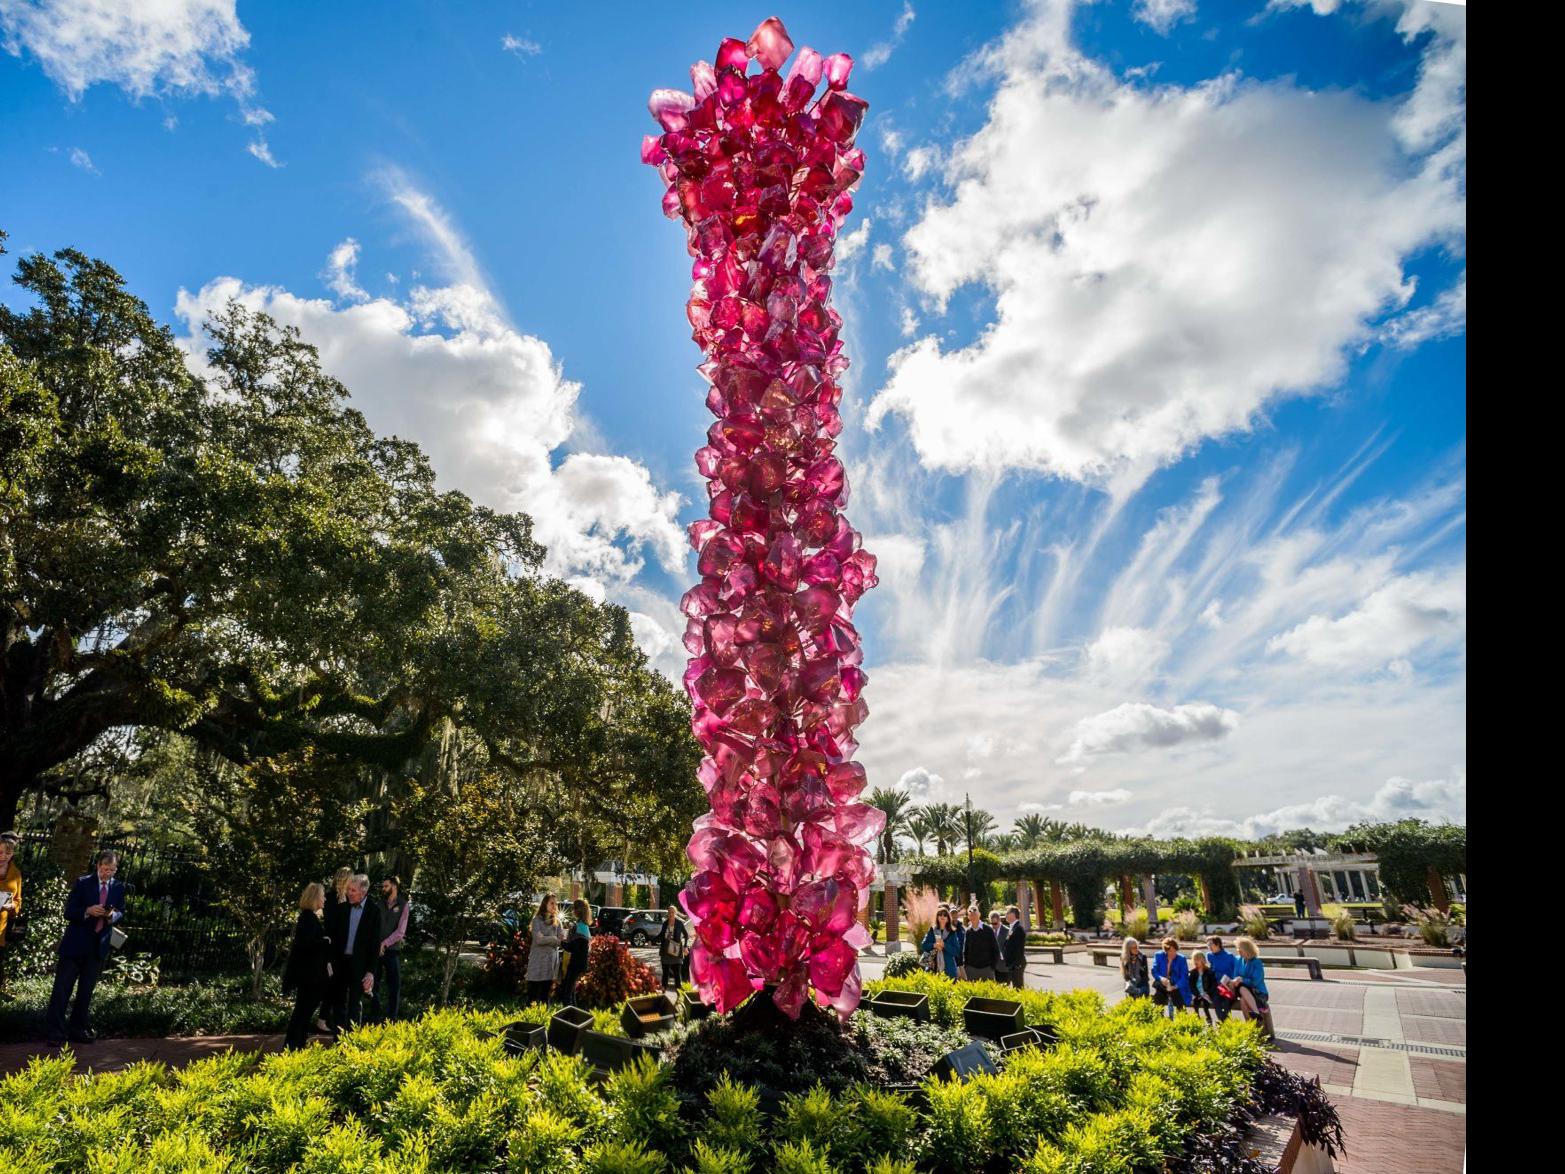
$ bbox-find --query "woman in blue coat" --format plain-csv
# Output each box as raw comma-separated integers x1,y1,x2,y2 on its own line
921,906,964,978
1150,936,1190,1018
1224,936,1275,1041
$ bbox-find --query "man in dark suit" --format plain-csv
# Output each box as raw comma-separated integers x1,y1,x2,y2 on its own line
325,872,382,1034
46,849,127,1043
1003,904,1028,988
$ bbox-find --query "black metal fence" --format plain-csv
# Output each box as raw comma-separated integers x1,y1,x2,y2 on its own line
14,832,249,981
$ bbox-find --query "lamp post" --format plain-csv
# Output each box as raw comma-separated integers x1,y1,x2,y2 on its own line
964,793,976,908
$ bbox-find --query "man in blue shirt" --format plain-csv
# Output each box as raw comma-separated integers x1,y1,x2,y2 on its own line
1205,934,1237,1021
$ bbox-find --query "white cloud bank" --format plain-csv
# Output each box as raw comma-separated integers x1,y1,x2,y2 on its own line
173,178,687,669
868,0,1466,484
1060,702,1240,765
0,0,278,163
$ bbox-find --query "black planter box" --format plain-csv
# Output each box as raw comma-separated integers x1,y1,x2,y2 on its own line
680,989,713,1021
501,1021,546,1055
620,993,678,1038
882,1081,928,1107
962,996,1025,1040
932,1040,1000,1082
546,1005,595,1054
1000,1029,1040,1053
579,1029,661,1082
868,990,930,1023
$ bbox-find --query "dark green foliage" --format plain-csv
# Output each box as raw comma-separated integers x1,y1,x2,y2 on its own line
1334,819,1465,907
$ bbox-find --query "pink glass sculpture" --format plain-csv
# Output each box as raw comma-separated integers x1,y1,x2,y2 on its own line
645,16,880,1021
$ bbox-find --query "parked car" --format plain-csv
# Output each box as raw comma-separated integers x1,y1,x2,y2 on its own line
621,909,687,946
594,906,635,938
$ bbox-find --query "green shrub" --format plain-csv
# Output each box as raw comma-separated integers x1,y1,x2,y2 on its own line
1171,911,1201,942
920,1076,993,1172
1239,908,1272,940
1331,913,1357,941
507,1108,584,1172
583,1138,669,1174
777,1083,842,1153
1121,912,1151,942
1409,908,1453,946
882,950,922,978
604,1054,683,1159
772,1139,837,1174
704,1073,764,1157
839,1086,918,1164
685,1140,750,1174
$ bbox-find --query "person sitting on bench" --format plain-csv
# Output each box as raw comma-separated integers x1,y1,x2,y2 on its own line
1188,950,1223,1025
1150,936,1189,1018
1222,937,1274,1040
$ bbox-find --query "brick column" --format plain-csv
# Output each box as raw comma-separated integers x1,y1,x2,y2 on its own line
1119,875,1135,918
1050,880,1066,931
569,877,581,902
650,879,660,909
609,882,623,907
1142,875,1159,929
885,884,900,947
1426,865,1451,914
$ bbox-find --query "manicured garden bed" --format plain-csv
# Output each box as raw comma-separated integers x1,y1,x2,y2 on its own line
0,976,1340,1171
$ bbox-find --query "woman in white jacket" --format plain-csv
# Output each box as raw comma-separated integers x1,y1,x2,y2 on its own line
526,894,565,1004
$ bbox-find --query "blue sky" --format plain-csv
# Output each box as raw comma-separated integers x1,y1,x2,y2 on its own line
1,0,1466,840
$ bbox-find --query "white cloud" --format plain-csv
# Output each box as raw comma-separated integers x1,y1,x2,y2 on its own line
173,182,687,604
898,305,920,337
1060,702,1240,765
501,33,541,59
871,243,895,272
0,0,280,164
901,145,939,181
878,123,905,157
1067,788,1133,806
1133,0,1197,35
868,0,1465,483
1132,769,1465,839
1379,271,1465,349
837,218,873,262
1083,626,1169,686
863,2,916,69
322,239,369,303
897,766,948,802
1267,566,1465,672
67,146,98,174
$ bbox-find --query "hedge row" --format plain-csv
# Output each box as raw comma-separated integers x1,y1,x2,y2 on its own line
0,979,1274,1172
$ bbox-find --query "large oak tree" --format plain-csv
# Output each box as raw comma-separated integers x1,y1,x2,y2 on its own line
0,240,701,849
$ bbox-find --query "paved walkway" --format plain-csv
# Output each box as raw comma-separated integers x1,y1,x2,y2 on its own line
861,949,1467,1172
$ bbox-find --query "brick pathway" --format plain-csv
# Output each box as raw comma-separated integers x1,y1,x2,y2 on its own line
0,1032,283,1076
1332,1097,1465,1173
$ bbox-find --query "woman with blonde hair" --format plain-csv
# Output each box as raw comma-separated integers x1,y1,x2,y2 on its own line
1120,936,1150,999
1222,936,1274,1040
283,882,333,1050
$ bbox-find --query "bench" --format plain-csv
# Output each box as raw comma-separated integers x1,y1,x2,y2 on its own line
1258,954,1323,980
1024,946,1066,965
1089,947,1120,966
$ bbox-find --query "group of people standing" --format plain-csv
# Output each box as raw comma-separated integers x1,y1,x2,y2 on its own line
282,868,411,1050
524,898,690,1006
920,903,1029,988
1120,934,1273,1038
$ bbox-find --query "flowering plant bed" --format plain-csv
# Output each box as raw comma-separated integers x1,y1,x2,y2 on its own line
0,979,1342,1171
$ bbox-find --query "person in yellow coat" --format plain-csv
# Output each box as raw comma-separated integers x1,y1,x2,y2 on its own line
0,832,22,999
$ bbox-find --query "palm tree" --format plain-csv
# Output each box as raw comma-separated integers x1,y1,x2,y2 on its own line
918,803,963,856
867,785,915,864
957,808,997,852
906,811,932,856
985,831,1017,854
1014,813,1050,849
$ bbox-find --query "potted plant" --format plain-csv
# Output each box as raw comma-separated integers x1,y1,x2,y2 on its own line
620,992,678,1037
868,989,931,1022
578,1029,661,1081
962,995,1025,1040
501,1020,546,1055
547,1005,595,1054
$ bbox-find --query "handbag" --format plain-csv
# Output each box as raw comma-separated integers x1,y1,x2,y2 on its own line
919,949,938,972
